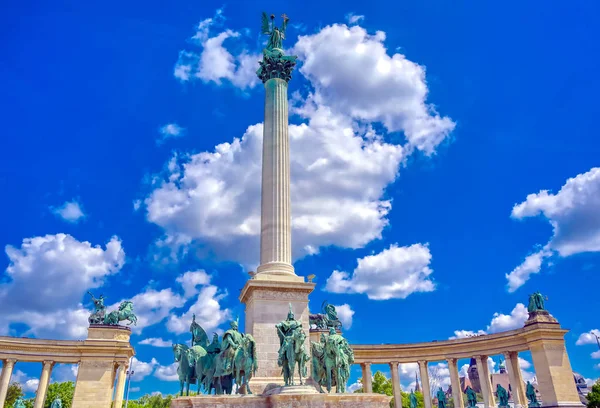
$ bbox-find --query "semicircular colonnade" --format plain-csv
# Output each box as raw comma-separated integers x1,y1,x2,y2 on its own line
0,326,134,408
346,312,582,408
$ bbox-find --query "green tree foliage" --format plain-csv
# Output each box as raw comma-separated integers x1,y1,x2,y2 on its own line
121,393,174,408
4,382,23,408
45,381,75,408
588,379,600,408
353,370,394,407
401,390,425,408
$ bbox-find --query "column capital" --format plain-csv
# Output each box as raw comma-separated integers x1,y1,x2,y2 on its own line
446,357,458,365
417,360,428,366
389,361,399,367
503,351,517,359
362,362,372,367
42,360,54,368
4,358,16,366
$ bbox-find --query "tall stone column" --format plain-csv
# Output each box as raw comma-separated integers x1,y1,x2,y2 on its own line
362,362,373,393
389,362,402,408
447,358,464,408
503,352,523,408
240,42,315,395
0,359,16,406
256,76,295,279
418,361,433,408
112,361,128,408
475,355,495,408
33,361,54,408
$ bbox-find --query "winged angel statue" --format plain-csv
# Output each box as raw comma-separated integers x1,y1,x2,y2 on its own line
256,12,297,82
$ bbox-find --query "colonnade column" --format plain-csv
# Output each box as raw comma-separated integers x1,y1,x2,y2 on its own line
503,352,524,408
112,361,128,408
0,359,17,406
33,361,54,408
361,362,373,393
475,355,495,408
389,362,402,408
418,360,433,408
447,358,464,408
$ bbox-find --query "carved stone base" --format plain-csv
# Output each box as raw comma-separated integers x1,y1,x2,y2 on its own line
170,393,392,408
525,311,559,326
239,278,315,395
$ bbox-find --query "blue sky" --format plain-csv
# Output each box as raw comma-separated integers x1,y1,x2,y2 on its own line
1,0,600,398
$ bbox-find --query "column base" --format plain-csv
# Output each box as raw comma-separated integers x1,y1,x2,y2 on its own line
240,278,315,390
256,262,301,281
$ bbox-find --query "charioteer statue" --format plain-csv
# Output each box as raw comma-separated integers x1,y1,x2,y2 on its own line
309,300,342,330
87,291,137,326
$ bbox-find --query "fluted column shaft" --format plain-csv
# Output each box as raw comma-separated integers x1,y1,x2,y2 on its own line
503,352,523,408
0,359,16,406
33,361,54,408
475,355,495,408
390,362,402,408
447,358,464,408
112,362,128,408
362,362,373,393
257,77,295,277
418,361,433,408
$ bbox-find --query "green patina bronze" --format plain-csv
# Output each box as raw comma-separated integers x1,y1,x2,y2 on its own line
87,292,137,326
465,385,478,408
436,387,447,408
527,291,546,313
12,397,25,408
87,291,106,324
174,314,257,396
276,303,309,386
104,300,137,326
496,384,509,407
309,301,343,330
311,327,354,393
410,390,418,408
256,12,298,83
50,398,63,408
526,381,541,407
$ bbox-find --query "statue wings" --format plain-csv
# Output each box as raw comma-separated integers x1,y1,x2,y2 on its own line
261,12,270,35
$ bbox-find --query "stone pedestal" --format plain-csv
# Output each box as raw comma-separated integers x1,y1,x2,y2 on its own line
240,279,314,395
71,325,134,408
170,393,392,408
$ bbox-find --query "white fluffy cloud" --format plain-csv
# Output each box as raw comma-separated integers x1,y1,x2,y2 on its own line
333,304,355,329
139,337,173,348
131,357,159,382
154,362,178,381
325,243,435,300
12,370,39,393
576,329,600,346
147,15,454,267
592,350,600,359
167,284,230,335
345,13,365,25
157,123,185,145
507,167,600,291
0,234,125,338
50,200,86,223
505,248,551,293
293,24,455,154
451,303,528,339
173,9,259,89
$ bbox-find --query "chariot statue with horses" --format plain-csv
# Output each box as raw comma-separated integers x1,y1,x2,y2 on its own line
309,301,342,330
87,292,137,327
172,314,257,396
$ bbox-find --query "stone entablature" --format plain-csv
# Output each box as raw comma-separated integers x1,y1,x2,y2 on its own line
0,325,134,408
351,324,565,363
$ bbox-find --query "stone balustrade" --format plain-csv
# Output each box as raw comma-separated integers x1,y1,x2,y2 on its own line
0,325,134,408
